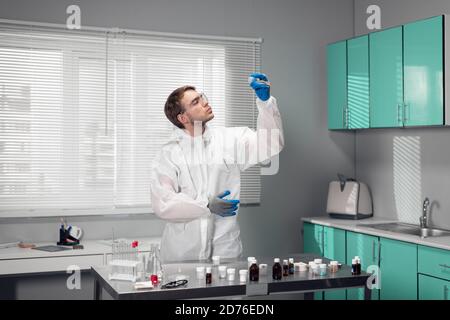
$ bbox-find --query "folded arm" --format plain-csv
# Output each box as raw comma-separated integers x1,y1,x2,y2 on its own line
150,151,210,222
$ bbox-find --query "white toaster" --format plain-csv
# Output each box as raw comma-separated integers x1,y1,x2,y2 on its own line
326,177,373,220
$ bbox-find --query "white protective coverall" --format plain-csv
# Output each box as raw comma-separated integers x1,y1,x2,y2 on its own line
150,96,284,263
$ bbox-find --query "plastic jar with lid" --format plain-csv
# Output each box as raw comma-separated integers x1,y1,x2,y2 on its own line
227,268,236,281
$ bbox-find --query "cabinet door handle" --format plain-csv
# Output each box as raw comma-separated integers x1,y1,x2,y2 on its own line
372,240,376,263
403,103,408,123
342,107,346,128
378,242,381,265
397,104,402,125
347,108,350,128
439,264,450,269
444,285,448,300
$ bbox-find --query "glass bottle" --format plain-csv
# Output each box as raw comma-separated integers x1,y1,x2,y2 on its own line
288,258,295,275
206,267,212,284
249,259,259,281
272,258,282,280
283,259,289,276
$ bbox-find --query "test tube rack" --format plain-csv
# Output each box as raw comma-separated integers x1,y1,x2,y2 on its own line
108,240,142,282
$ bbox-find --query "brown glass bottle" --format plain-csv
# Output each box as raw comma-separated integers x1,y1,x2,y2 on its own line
272,258,282,280
249,260,259,281
206,267,212,284
283,259,289,276
288,258,295,275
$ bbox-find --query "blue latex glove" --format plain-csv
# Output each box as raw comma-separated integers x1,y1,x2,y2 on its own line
249,72,271,101
208,190,240,217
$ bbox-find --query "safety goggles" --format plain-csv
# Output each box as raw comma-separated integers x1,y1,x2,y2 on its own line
187,92,208,109
160,279,188,289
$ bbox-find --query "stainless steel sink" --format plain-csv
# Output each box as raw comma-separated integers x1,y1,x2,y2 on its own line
357,222,450,238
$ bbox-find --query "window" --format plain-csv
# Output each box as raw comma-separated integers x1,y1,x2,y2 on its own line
0,21,262,217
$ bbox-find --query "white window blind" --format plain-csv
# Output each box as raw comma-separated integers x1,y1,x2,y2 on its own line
0,21,262,218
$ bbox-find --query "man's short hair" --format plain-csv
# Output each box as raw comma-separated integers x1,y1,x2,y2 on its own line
164,85,196,129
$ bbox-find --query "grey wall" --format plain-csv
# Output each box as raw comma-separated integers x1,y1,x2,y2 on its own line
0,0,355,259
354,0,450,229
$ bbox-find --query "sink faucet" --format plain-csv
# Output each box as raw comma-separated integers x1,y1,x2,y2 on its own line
420,198,430,229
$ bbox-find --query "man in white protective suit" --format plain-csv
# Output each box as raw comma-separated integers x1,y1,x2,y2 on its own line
150,73,284,263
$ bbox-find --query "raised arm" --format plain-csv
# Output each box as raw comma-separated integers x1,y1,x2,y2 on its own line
233,73,284,171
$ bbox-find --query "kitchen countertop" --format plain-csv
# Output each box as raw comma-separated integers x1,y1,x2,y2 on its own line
302,216,450,251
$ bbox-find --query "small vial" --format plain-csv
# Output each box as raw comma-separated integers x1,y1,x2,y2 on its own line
272,258,282,280
351,259,358,275
218,265,227,279
298,263,308,272
239,270,248,283
311,264,320,276
227,268,236,281
196,266,205,280
206,267,212,284
288,258,295,275
249,259,259,282
355,256,361,275
283,260,289,277
212,256,220,266
319,264,327,276
330,261,339,273
259,264,268,276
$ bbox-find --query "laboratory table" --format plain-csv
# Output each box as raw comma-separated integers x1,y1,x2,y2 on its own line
91,253,372,300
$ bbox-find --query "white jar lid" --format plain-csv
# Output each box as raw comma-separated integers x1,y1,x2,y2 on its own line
314,258,322,264
227,268,236,274
274,258,280,263
289,258,294,263
206,267,212,273
330,261,338,265
259,263,267,268
239,269,248,275
352,259,357,264
218,265,227,271
196,266,205,272
247,256,255,261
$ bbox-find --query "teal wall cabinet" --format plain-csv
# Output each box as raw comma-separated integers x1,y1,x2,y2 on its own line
327,41,347,129
369,26,404,128
403,16,444,126
347,35,370,129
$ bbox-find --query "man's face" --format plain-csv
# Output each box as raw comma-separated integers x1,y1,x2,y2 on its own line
179,90,214,125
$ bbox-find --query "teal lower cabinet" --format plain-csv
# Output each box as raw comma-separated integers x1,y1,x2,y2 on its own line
323,226,346,300
379,238,417,300
303,222,324,300
303,222,323,256
346,231,380,300
418,245,450,300
302,222,449,301
419,275,449,300
418,245,450,281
